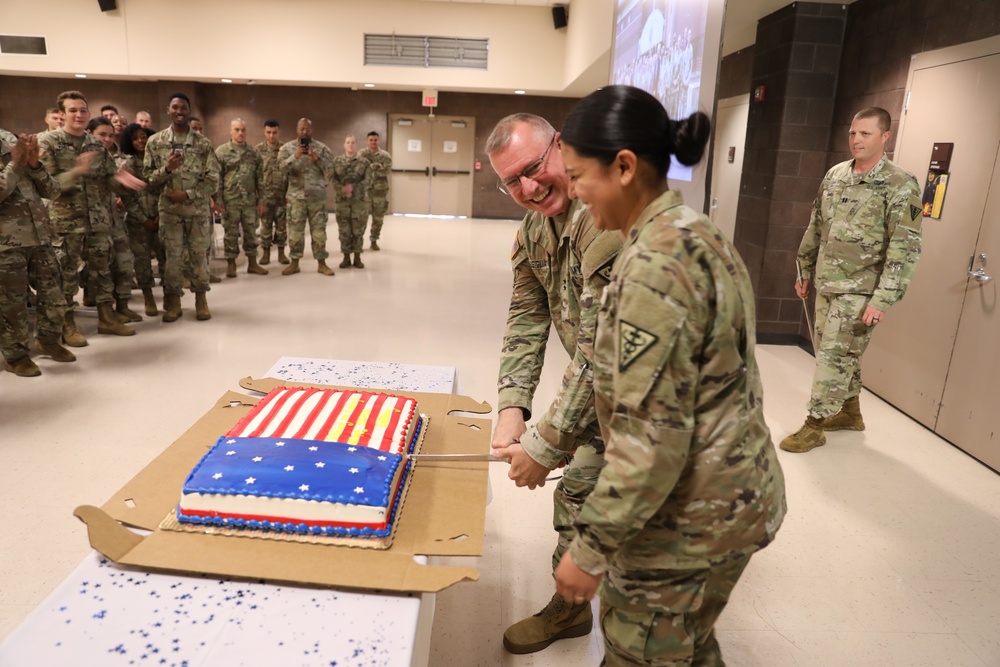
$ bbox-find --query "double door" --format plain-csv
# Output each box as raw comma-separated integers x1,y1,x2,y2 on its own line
863,40,1000,471
388,114,475,217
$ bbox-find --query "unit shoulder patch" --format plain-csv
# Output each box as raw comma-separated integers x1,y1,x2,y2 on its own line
619,321,659,371
909,204,921,222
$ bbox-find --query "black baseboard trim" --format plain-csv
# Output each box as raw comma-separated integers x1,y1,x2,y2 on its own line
757,332,815,356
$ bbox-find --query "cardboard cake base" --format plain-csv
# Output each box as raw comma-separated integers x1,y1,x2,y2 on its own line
75,377,493,593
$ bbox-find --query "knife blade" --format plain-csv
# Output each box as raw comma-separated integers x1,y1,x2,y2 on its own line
407,453,506,462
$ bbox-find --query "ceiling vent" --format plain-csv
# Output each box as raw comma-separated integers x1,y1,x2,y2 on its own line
365,34,488,70
0,35,47,55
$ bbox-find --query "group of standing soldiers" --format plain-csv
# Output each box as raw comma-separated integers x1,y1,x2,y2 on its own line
0,90,392,378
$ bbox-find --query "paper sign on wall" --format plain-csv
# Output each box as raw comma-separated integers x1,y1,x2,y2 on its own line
443,141,457,154
408,139,422,152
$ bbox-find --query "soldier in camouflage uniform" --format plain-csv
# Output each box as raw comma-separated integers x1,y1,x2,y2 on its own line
359,131,391,251
39,90,144,342
256,120,289,265
0,129,76,376
119,122,160,317
782,107,923,453
216,118,267,277
144,93,221,321
278,118,336,276
331,135,369,269
88,116,142,324
555,85,786,667
487,114,622,655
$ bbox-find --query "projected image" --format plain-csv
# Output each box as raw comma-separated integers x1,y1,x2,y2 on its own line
612,0,711,182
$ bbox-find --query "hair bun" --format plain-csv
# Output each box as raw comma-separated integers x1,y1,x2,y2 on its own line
671,112,711,166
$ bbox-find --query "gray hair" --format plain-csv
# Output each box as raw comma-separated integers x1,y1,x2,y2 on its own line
485,113,555,156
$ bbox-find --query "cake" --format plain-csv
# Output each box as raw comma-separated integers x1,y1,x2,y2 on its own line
176,387,423,544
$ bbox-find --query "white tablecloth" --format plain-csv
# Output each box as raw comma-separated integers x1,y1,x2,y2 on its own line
0,358,457,667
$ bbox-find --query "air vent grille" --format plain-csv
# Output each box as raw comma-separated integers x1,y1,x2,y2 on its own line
365,34,488,70
0,35,47,55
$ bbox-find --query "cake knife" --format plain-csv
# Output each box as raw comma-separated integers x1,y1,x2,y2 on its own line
407,453,507,462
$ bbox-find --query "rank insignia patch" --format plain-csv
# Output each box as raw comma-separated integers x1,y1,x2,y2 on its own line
619,321,659,371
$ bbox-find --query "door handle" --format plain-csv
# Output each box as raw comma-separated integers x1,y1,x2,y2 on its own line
432,166,436,177
968,268,993,283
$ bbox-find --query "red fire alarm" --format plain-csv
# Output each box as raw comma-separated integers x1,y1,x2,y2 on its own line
753,85,766,102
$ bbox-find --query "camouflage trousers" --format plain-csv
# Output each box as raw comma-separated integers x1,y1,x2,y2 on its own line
54,230,113,307
808,293,876,418
259,197,287,248
368,191,388,241
160,212,212,296
125,217,156,290
286,198,329,261
107,215,135,300
0,245,65,362
551,432,605,572
222,202,260,259
599,558,750,666
336,198,369,255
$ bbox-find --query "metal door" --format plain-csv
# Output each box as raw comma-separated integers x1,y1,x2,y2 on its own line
387,114,475,217
862,51,1000,432
709,94,748,241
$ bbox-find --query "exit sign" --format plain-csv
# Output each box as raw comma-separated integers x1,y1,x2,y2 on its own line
422,89,438,108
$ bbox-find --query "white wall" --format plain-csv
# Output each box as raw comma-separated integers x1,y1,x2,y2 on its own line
0,0,612,96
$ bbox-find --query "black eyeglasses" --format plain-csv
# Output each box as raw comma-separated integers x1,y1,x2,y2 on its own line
497,134,556,196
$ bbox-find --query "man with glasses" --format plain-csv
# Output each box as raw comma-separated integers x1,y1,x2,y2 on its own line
486,113,621,655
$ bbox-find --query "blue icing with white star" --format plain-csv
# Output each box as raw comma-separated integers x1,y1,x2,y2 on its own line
183,436,399,507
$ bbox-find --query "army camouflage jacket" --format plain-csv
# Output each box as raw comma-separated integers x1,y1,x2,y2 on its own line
255,141,288,202
498,198,622,468
144,127,220,217
359,147,391,194
278,139,334,202
569,191,786,585
38,127,125,235
119,154,158,224
0,130,59,252
797,155,922,312
331,153,369,201
216,140,263,206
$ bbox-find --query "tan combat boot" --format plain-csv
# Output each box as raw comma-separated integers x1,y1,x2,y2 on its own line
503,593,592,655
34,337,76,362
195,292,211,321
226,258,238,278
339,253,352,269
142,288,158,316
277,247,290,264
370,239,380,251
353,253,364,269
62,310,88,348
820,396,865,431
780,416,826,453
317,260,335,276
282,258,300,276
3,356,41,377
97,303,135,336
247,254,269,275
209,272,222,284
116,297,143,323
162,294,182,323
259,246,271,265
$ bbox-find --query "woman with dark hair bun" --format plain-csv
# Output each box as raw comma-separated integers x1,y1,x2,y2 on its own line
118,122,161,316
553,85,787,666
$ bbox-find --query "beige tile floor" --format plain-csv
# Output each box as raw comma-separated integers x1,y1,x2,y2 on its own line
1,215,999,666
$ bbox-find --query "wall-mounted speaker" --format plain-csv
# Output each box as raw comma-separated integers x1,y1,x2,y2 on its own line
552,5,568,30
98,0,117,12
